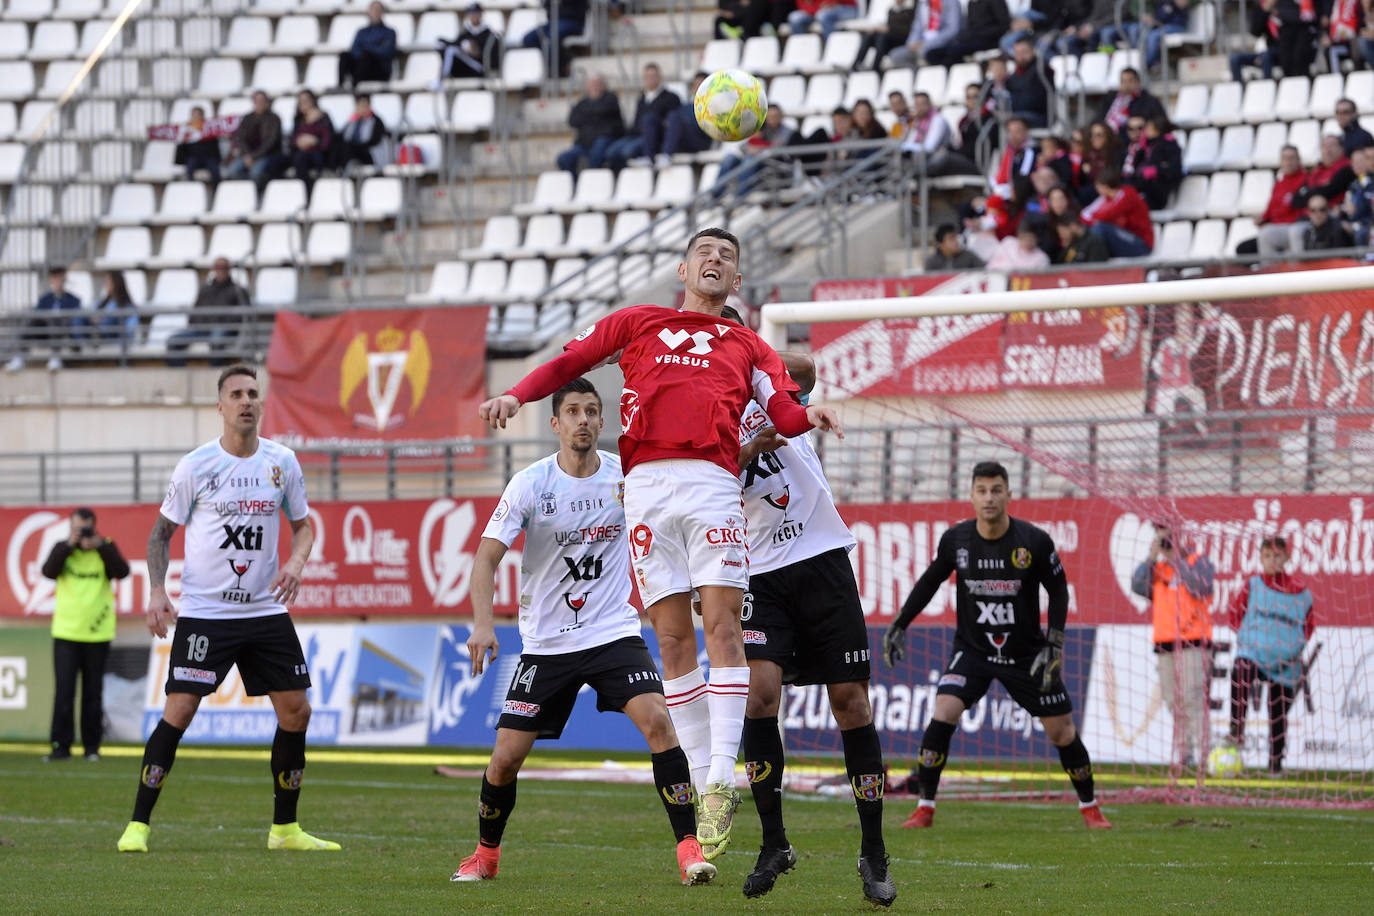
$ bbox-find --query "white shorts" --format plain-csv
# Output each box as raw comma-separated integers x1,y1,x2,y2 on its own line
623,458,749,607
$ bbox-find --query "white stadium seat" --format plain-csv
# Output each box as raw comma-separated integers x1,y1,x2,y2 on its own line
1189,218,1227,260
1217,125,1256,171
254,179,308,223
255,266,298,306
1205,171,1241,219
1250,122,1288,170
507,212,565,259
1241,79,1277,124
359,176,402,220
102,182,157,225
132,141,179,182
202,223,255,266
1170,84,1209,129
814,31,861,74
514,171,572,215
762,33,821,77
407,260,468,304
1154,221,1192,261
1238,169,1275,218
1274,76,1311,122
149,268,200,308
1225,217,1257,255
272,14,320,54
224,17,273,58
308,177,356,221
460,214,519,259
254,222,303,265
556,168,614,215
1206,81,1243,127
306,221,351,264
1308,73,1344,120
1170,175,1209,221
697,38,740,76
152,181,209,226
148,225,207,269
29,21,77,61
740,36,780,73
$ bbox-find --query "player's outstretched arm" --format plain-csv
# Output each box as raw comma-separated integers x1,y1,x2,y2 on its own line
145,513,180,638
738,424,789,471
805,404,845,439
481,348,598,430
478,394,522,429
884,532,957,667
466,537,508,676
271,516,314,605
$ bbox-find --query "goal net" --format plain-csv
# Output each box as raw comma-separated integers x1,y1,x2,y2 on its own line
759,260,1374,809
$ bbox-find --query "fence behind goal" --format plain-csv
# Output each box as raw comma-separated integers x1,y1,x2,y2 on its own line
761,260,1374,809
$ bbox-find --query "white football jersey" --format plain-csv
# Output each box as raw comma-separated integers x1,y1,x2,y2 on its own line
159,437,309,620
483,450,640,654
739,401,856,575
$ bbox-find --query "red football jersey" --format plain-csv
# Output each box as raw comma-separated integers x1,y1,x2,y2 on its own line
564,304,808,475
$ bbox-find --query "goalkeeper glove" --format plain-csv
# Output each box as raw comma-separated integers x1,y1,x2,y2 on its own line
882,624,906,669
1030,627,1065,692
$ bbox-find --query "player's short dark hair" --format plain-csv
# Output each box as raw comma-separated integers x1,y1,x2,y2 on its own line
934,223,959,244
720,304,744,324
217,364,258,394
552,377,600,415
1261,535,1289,552
971,461,1009,485
73,507,96,522
686,226,741,261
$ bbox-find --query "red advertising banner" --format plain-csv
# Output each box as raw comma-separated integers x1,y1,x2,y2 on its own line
810,268,1147,398
5,495,1369,627
261,307,491,447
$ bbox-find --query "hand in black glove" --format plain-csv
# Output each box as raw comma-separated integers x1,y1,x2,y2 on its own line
1029,627,1065,692
882,624,906,669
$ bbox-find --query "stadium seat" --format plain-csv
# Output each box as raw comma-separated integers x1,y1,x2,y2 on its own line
1287,119,1320,166
407,260,468,304
1154,221,1192,261
463,259,509,303
224,17,273,57
255,266,297,306
1074,52,1109,94
254,0,300,15
1206,81,1243,128
497,303,537,340
38,61,83,100
412,11,458,50
1274,76,1311,122
122,100,165,141
1188,218,1227,260
1205,171,1241,219
740,36,781,73
171,97,216,125
645,165,695,210
1241,79,1277,124
358,176,402,220
1166,0,1216,51
551,211,609,258
382,12,414,47
72,100,118,139
801,73,844,115
250,57,300,97
219,97,255,119
54,0,102,19
201,223,254,267
1217,125,1255,171
301,54,338,93
322,14,366,52
1238,169,1275,218
814,30,861,74
395,51,441,92
101,182,157,225
0,227,45,267
508,213,565,259
3,0,54,22
500,48,545,89
254,179,308,223
944,62,982,106
132,141,178,182
556,168,614,215
451,90,495,133
513,170,573,216
0,62,36,103
1345,70,1374,112
149,268,200,308
768,75,805,114
150,59,194,97
1105,49,1141,87
878,68,914,103
499,257,548,303
547,256,587,294
913,66,947,107
29,21,77,60
503,7,544,47
1308,73,1344,120
151,181,210,226
0,24,27,60
1225,217,1257,254
697,162,720,194
78,19,118,57
308,177,356,221
87,140,132,178
537,299,574,336
198,59,245,99
1251,121,1287,170
609,208,652,250
1049,54,1075,93
254,222,304,265
145,313,189,351
314,93,353,131
32,140,77,179
131,18,177,58
1170,83,1209,129
843,70,880,110
763,33,821,77
306,221,351,264
1170,175,1209,221
697,38,740,76
55,183,102,226
184,18,221,56
459,215,518,260
147,225,206,269
370,92,404,131
273,14,320,54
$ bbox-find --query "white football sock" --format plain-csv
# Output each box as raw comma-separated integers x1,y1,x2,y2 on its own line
663,667,712,793
706,666,750,788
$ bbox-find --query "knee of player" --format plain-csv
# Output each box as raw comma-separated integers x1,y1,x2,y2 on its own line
826,682,872,727
640,709,678,748
279,699,312,731
1043,715,1076,745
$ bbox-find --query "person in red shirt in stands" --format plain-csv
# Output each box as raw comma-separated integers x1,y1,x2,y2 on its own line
993,116,1036,197
479,228,843,863
1241,145,1309,256
1294,133,1353,210
1080,167,1154,257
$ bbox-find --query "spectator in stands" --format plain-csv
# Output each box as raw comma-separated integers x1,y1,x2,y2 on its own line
1040,134,1077,191
556,73,624,174
924,223,985,270
330,94,387,170
1340,146,1374,244
855,0,916,69
959,82,1000,154
713,103,797,197
6,267,84,372
988,221,1051,268
1047,184,1079,221
1124,116,1182,211
1082,167,1154,256
1230,7,1277,84
1321,0,1365,73
1004,37,1053,128
1000,0,1074,57
1270,0,1321,80
225,91,284,192
901,92,969,177
661,72,714,160
1055,213,1111,263
94,272,138,346
1298,194,1352,250
1236,145,1308,256
289,90,335,192
851,99,888,145
1097,67,1166,143
339,1,398,88
1295,134,1353,210
888,92,914,138
925,0,1010,65
1078,120,1123,204
166,258,251,368
524,0,588,77
959,196,1001,261
801,105,860,173
715,0,792,40
176,106,221,186
1360,0,1374,65
1335,98,1374,157
993,115,1035,196
439,3,502,78
888,0,963,68
1057,0,1120,56
605,63,682,171
788,0,858,39
1100,0,1190,73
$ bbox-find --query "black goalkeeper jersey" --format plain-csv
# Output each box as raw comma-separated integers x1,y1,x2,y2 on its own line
897,517,1069,664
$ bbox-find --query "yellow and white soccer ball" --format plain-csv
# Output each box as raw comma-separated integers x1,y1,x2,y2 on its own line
694,69,768,142
1207,745,1243,779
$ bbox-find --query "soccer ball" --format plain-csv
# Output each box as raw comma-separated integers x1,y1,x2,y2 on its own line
694,69,768,142
1207,745,1242,779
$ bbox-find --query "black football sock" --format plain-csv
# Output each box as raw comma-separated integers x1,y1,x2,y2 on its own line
478,774,517,848
916,719,956,802
1057,734,1096,804
651,747,697,842
131,719,185,824
271,727,308,825
1269,685,1295,771
742,716,788,849
841,723,886,860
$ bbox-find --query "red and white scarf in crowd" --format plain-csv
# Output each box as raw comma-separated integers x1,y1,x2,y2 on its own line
1104,92,1134,132
147,114,242,142
927,0,942,29
1330,0,1360,40
909,109,937,145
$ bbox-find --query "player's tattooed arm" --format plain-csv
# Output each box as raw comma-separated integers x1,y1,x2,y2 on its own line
146,513,178,591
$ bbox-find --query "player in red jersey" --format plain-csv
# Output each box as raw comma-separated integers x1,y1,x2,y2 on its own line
480,227,843,857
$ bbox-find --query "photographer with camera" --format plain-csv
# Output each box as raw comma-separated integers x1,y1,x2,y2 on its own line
1131,520,1214,772
40,508,130,762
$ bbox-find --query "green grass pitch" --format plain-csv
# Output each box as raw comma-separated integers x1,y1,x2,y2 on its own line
1,744,1370,914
